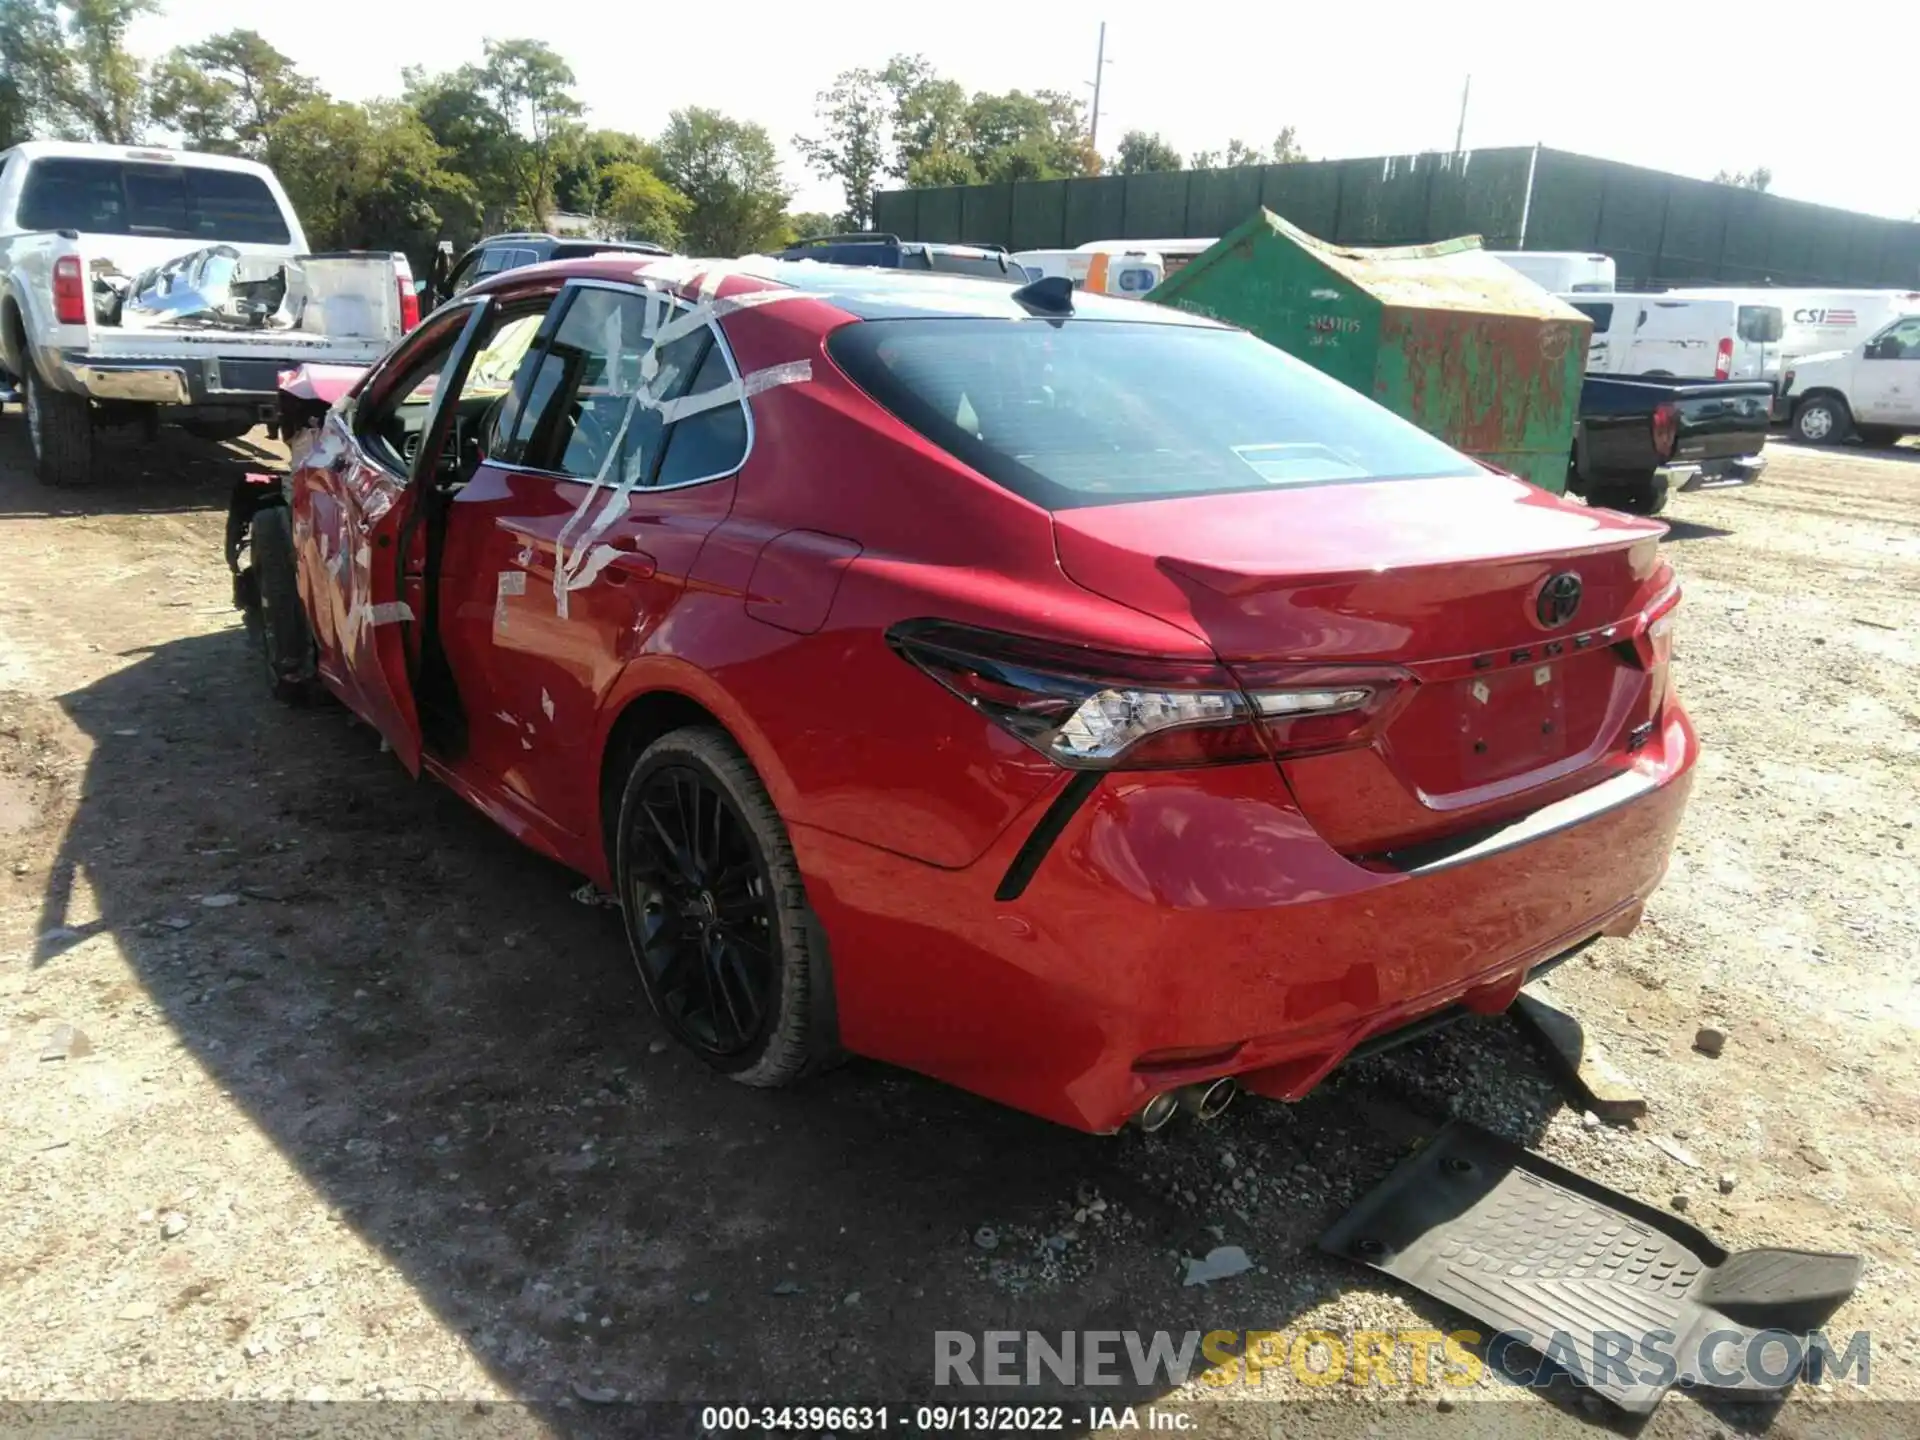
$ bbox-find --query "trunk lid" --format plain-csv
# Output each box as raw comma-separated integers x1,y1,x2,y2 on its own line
1052,471,1672,852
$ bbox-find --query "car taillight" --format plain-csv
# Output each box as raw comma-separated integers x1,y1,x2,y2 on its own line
1782,368,1796,394
1231,662,1414,756
1714,336,1733,379
397,274,420,332
1622,577,1681,672
888,620,1412,770
52,256,86,325
1651,400,1678,458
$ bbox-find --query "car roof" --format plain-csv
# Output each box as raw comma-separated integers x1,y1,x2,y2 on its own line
2,140,278,177
480,253,1224,327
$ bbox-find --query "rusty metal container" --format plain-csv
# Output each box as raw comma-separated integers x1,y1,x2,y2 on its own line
1146,209,1591,493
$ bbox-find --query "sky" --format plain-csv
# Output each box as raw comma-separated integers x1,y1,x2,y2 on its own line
127,0,1919,226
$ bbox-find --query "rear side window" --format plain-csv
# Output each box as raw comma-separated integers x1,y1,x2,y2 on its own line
1571,302,1614,331
655,344,748,486
1737,305,1783,344
829,318,1480,510
475,247,540,280
18,159,291,244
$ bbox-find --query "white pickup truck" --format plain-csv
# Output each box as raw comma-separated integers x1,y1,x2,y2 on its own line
1778,313,1920,447
0,140,417,486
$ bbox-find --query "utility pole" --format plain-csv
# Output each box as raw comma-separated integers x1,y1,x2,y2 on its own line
1089,22,1109,152
1454,73,1471,153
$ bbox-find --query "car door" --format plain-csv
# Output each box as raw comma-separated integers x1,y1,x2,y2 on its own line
292,298,493,774
436,280,752,830
1851,318,1920,423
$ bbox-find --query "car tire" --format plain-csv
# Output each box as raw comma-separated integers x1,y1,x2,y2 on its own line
615,726,828,1087
244,504,322,704
1586,475,1669,517
1853,424,1902,449
1792,394,1850,446
24,364,96,487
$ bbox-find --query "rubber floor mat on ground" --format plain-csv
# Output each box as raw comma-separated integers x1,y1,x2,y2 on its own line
1320,1121,1861,1415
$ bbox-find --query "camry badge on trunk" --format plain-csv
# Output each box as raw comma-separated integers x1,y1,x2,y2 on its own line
1536,572,1583,627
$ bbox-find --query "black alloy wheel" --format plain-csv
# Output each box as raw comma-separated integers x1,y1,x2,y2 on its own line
625,761,780,1060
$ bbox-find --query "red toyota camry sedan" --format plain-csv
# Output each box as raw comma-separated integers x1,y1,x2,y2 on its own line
235,254,1695,1133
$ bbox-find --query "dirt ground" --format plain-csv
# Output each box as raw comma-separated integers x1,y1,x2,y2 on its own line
0,419,1914,1438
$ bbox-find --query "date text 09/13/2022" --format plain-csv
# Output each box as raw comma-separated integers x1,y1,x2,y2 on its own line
699,1405,1188,1432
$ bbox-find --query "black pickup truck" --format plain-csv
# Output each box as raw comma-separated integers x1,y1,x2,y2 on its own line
1567,375,1773,515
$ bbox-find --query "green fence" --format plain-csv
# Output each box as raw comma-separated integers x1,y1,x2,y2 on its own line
872,146,1920,290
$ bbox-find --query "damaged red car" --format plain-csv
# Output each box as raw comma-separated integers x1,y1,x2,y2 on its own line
228,255,1695,1133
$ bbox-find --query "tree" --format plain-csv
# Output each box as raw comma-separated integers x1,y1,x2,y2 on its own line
405,39,582,231
476,38,582,226
1186,128,1306,172
0,0,151,143
555,128,649,216
794,66,889,231
148,29,314,157
1712,166,1772,193
0,0,67,145
795,54,982,226
405,64,521,229
600,161,688,247
265,96,476,264
882,54,967,179
960,89,1097,183
1114,130,1182,176
783,210,839,242
62,0,149,141
905,149,978,188
654,107,791,256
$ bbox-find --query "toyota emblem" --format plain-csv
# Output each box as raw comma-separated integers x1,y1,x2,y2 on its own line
1536,572,1583,627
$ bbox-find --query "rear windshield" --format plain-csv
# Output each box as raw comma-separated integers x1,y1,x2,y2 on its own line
828,318,1480,509
18,158,291,245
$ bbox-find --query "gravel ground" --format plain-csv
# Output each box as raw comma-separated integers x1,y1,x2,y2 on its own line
0,421,1914,1438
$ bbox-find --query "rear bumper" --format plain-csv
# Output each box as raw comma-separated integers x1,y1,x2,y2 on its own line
792,703,1699,1132
49,349,341,407
1662,452,1766,492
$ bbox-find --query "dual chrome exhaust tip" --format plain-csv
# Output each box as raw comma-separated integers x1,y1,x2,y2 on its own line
1135,1077,1238,1131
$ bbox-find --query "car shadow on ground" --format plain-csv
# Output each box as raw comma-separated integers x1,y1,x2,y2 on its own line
0,409,274,519
1659,518,1737,543
19,552,1791,1434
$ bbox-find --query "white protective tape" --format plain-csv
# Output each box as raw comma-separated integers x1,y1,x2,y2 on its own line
494,568,526,632
565,543,625,595
548,263,819,616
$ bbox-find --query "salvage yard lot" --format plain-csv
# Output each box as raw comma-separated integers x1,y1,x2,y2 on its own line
0,426,1915,1433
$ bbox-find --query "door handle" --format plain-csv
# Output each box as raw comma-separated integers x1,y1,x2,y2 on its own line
597,535,656,583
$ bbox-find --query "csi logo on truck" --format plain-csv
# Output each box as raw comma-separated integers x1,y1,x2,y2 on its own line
1536,572,1583,627
1793,308,1857,327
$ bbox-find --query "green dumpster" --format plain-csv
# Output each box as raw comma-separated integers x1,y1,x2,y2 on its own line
1145,209,1590,493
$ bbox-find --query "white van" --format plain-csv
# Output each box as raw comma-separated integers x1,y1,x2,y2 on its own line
1013,247,1164,296
1560,293,1783,381
1076,237,1215,282
1492,251,1616,293
1663,288,1920,367
1779,313,1920,445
